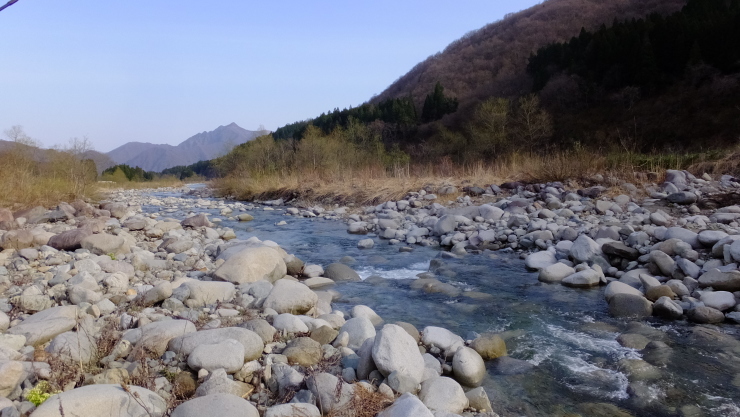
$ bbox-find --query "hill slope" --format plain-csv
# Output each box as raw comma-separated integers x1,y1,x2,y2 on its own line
107,123,268,172
373,0,687,108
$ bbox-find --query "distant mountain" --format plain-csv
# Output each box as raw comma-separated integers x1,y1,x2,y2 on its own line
107,123,269,172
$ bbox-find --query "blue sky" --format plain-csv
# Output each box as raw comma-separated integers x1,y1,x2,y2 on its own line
0,0,541,152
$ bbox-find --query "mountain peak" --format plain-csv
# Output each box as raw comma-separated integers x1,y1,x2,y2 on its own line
106,124,264,172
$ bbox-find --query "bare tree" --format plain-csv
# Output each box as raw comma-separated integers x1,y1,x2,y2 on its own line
0,0,19,13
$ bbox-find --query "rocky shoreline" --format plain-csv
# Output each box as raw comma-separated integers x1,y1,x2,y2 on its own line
275,169,740,325
0,187,503,417
1,168,739,416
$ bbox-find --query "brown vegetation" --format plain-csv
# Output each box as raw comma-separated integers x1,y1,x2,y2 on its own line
0,126,99,209
374,0,687,108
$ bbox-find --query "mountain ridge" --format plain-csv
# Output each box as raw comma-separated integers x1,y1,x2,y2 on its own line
107,123,269,172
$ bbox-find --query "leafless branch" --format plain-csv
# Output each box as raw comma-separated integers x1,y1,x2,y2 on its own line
0,0,19,13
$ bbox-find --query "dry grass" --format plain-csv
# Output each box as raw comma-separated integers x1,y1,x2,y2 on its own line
213,149,712,206
327,385,393,417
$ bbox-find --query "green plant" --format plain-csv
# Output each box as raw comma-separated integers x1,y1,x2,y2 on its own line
107,253,116,260
26,381,60,406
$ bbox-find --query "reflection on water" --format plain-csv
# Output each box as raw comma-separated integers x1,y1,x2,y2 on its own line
143,189,740,416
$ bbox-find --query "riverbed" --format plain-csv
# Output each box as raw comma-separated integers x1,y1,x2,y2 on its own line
145,186,740,417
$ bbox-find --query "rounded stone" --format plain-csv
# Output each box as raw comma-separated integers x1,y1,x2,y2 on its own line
171,393,258,417
452,347,485,387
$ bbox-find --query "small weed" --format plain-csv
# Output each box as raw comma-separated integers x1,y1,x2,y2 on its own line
26,381,61,406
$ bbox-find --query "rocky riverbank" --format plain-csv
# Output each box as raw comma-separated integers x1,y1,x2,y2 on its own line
0,187,503,417
281,170,740,326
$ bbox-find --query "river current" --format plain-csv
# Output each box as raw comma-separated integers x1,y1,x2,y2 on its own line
143,187,740,417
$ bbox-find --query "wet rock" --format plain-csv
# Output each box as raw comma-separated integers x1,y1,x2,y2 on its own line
653,296,683,319
618,359,661,381
616,333,650,350
602,242,640,261
465,386,493,412
490,357,535,375
608,294,652,319
562,269,601,288
470,333,507,360
171,393,258,417
605,281,644,302
538,263,575,283
324,263,361,282
31,384,167,417
525,250,557,271
452,346,485,387
688,306,725,324
394,321,420,342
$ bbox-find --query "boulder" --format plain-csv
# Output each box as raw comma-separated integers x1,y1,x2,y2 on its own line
351,305,383,326
126,320,196,357
169,327,264,361
81,233,130,256
0,361,23,398
194,369,253,398
377,393,434,417
452,347,485,387
170,393,258,417
46,331,96,364
283,337,322,366
466,387,493,412
181,213,212,228
698,269,740,292
418,377,468,414
187,339,245,373
6,305,79,345
263,280,318,315
0,230,34,250
666,192,697,205
272,314,309,334
182,280,236,307
213,247,287,284
608,294,653,319
421,327,464,357
31,384,167,417
700,291,736,311
602,242,639,260
525,250,557,271
339,317,376,351
307,372,355,414
538,263,575,283
688,306,725,324
372,324,425,385
265,403,321,417
570,235,602,263
561,269,602,288
604,281,644,303
324,263,361,282
664,227,700,249
47,228,92,251
470,333,507,360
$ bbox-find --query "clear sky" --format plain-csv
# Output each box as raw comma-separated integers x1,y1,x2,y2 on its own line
0,0,541,152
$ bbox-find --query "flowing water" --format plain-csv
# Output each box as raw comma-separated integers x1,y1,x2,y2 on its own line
144,187,740,417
